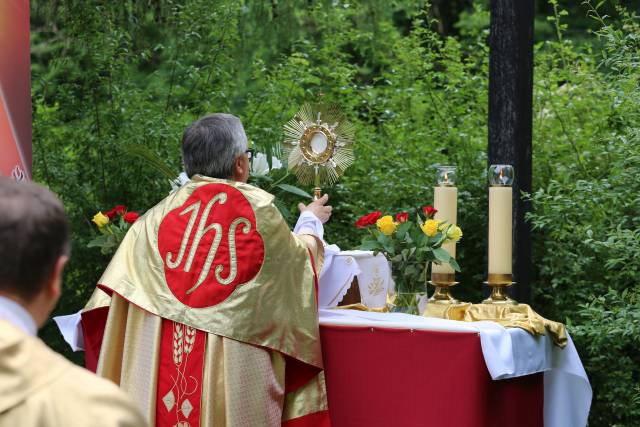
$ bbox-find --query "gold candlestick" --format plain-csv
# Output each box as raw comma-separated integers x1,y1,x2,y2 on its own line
484,164,517,305
428,273,459,304
483,273,516,304
429,165,460,305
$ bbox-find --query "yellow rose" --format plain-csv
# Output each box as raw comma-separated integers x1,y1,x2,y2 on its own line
92,212,109,228
437,220,448,231
421,219,439,237
447,225,463,242
376,215,397,236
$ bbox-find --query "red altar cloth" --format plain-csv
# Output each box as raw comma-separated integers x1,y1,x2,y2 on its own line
320,325,543,427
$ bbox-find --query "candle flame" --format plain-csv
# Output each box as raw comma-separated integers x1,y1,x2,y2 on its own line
499,169,503,179
444,171,449,182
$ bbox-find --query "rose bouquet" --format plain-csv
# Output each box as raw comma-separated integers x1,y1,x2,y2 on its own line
356,206,462,312
88,205,140,255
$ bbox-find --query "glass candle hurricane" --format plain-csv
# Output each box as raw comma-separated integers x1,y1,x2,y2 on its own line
488,164,514,187
436,165,457,186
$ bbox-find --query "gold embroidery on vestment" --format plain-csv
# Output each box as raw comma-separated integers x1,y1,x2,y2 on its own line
215,217,251,285
166,201,201,269
184,193,227,273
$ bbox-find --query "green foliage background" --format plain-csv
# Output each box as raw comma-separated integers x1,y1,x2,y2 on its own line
30,1,640,424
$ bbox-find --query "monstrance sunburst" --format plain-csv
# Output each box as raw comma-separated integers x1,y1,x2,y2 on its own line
282,103,355,200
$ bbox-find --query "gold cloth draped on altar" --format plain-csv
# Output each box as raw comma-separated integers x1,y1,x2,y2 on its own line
424,303,567,348
86,177,329,426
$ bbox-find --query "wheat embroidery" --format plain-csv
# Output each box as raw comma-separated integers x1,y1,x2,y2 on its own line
173,323,184,365
184,326,196,355
165,321,200,426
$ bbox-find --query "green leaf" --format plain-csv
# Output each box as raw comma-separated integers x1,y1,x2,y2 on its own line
408,225,422,244
103,235,118,249
276,184,312,199
449,258,461,272
405,264,418,277
121,143,178,180
87,235,108,248
359,240,382,251
396,221,412,239
432,247,451,263
376,233,395,255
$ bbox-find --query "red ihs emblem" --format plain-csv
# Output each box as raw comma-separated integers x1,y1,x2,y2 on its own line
158,184,265,308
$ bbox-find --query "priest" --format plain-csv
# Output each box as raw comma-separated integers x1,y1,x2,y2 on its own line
82,113,332,426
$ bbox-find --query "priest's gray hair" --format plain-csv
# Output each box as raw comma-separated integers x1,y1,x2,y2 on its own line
181,113,248,179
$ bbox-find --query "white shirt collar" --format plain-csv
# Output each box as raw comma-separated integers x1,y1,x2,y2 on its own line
0,295,38,336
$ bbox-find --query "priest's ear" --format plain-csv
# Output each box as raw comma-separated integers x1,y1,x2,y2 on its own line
45,255,69,305
27,255,68,328
232,152,250,183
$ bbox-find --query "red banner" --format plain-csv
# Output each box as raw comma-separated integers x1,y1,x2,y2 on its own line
0,0,31,179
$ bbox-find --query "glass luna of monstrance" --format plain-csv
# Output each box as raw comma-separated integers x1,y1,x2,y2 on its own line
282,103,355,200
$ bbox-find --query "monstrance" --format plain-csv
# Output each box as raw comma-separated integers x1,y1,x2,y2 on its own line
282,103,355,200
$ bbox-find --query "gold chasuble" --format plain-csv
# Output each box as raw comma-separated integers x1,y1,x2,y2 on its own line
0,321,145,427
84,176,329,427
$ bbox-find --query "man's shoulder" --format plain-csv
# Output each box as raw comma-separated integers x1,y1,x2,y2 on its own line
153,178,277,214
0,323,145,426
37,344,146,425
19,367,146,427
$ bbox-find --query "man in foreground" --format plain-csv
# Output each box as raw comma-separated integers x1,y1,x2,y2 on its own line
83,113,332,426
0,178,146,426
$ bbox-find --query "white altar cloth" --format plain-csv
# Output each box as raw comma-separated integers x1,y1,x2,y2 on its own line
318,249,392,308
319,308,591,427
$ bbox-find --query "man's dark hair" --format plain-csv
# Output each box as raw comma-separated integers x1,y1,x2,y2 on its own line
0,178,70,301
181,113,248,179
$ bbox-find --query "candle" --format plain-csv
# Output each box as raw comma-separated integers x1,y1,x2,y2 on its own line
432,166,457,281
487,165,514,278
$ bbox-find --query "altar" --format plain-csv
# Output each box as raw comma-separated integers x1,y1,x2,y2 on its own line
58,293,591,427
317,309,590,427
306,245,591,427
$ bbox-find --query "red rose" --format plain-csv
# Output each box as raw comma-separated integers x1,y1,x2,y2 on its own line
423,205,438,219
123,211,139,224
105,204,127,219
355,210,382,228
395,212,408,223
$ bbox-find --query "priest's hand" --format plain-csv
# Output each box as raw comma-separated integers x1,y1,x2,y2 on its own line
298,194,332,224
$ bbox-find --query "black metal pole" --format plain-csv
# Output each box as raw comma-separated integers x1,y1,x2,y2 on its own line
488,0,534,303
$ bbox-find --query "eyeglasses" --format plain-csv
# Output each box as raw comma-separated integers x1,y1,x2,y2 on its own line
245,148,255,160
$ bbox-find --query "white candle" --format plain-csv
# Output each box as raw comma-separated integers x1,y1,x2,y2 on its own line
488,186,512,275
432,185,457,276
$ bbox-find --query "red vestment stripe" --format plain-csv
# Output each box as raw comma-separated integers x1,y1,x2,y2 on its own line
156,318,206,427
